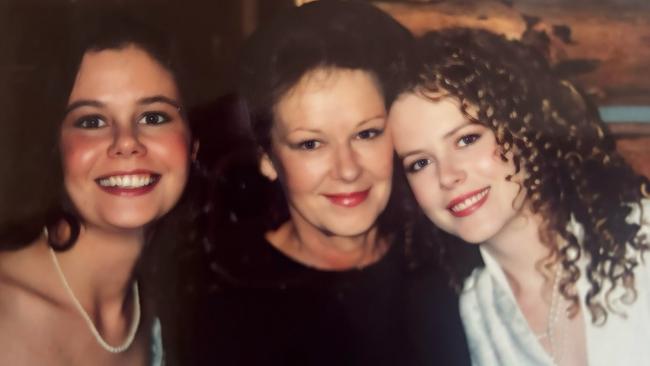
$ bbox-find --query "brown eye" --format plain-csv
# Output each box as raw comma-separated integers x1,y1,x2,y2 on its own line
138,112,170,125
297,140,321,150
357,128,383,140
74,115,107,129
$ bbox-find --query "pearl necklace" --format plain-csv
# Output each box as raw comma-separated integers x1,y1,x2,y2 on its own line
536,263,566,365
49,248,141,353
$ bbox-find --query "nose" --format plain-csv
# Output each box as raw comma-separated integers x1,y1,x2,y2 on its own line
331,143,362,182
108,124,146,158
437,159,466,189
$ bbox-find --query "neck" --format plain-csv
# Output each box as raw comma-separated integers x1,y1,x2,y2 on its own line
267,220,387,271
48,225,145,308
482,211,554,296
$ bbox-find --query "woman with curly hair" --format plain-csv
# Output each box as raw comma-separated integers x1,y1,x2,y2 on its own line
388,28,650,365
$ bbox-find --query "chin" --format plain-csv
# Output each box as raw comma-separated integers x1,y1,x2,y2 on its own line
101,211,162,231
454,223,501,244
322,219,377,238
457,233,486,244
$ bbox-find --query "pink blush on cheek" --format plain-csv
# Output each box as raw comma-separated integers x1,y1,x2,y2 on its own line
60,135,106,174
146,133,191,167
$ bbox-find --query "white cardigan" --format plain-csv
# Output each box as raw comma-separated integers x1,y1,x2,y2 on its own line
460,200,650,366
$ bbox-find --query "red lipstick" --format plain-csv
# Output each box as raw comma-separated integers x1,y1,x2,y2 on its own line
323,189,370,208
446,187,490,217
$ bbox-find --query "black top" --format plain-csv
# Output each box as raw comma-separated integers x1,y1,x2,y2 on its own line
184,225,470,366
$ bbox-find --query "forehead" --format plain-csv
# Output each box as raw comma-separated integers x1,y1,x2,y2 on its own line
389,93,470,151
272,68,385,133
68,45,179,102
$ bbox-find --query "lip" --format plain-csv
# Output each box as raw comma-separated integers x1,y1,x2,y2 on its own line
446,187,490,217
95,169,161,197
323,188,371,208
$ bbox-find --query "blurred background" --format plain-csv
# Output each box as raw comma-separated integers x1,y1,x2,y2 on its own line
1,0,649,182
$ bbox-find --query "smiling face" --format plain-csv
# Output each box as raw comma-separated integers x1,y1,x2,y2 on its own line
261,68,393,238
60,45,191,233
388,93,524,244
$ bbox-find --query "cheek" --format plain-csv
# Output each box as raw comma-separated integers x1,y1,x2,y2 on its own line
473,147,512,179
365,140,394,180
407,175,436,211
60,134,105,180
147,132,191,173
274,150,330,194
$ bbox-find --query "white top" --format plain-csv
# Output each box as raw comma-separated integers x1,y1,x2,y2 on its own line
150,317,164,366
460,200,650,366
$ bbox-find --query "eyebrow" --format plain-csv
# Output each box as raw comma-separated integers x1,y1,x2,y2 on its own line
397,149,428,161
443,121,474,139
397,121,475,161
356,113,387,127
64,95,182,117
138,95,182,111
285,113,387,135
64,100,104,116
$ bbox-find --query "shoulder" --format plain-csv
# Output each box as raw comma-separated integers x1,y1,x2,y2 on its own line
150,318,164,366
459,266,489,316
623,199,650,262
459,261,520,326
0,242,61,306
627,199,650,228
630,198,650,268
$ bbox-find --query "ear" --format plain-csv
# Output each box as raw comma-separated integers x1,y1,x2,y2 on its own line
191,140,200,162
259,152,278,181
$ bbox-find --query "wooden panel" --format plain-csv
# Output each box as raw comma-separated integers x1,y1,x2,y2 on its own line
375,0,650,105
612,123,650,178
617,137,650,179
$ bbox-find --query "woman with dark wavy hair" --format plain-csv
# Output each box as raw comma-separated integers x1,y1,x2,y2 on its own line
0,6,193,365
389,28,650,365
191,1,470,365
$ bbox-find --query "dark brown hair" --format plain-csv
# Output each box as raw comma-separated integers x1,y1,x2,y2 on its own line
233,0,414,241
0,3,188,251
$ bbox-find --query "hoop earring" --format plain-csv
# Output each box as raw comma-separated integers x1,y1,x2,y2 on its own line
45,212,80,252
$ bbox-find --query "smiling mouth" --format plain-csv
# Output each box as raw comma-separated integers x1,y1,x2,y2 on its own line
447,187,490,217
95,173,161,196
97,174,160,188
323,189,371,208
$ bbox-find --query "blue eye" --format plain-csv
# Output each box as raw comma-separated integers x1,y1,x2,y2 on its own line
357,128,383,140
457,133,481,147
297,140,321,150
406,158,431,173
138,112,170,125
74,115,107,129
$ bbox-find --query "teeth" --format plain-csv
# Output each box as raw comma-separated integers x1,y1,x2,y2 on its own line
451,188,489,212
98,174,156,188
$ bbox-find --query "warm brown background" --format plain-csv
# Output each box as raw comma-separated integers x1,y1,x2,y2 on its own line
2,0,648,179
248,0,650,178
371,0,650,179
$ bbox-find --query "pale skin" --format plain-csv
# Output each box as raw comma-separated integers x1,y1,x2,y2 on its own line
389,92,586,365
260,68,394,270
0,45,191,365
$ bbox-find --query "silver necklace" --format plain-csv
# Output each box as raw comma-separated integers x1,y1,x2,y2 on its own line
49,248,141,353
